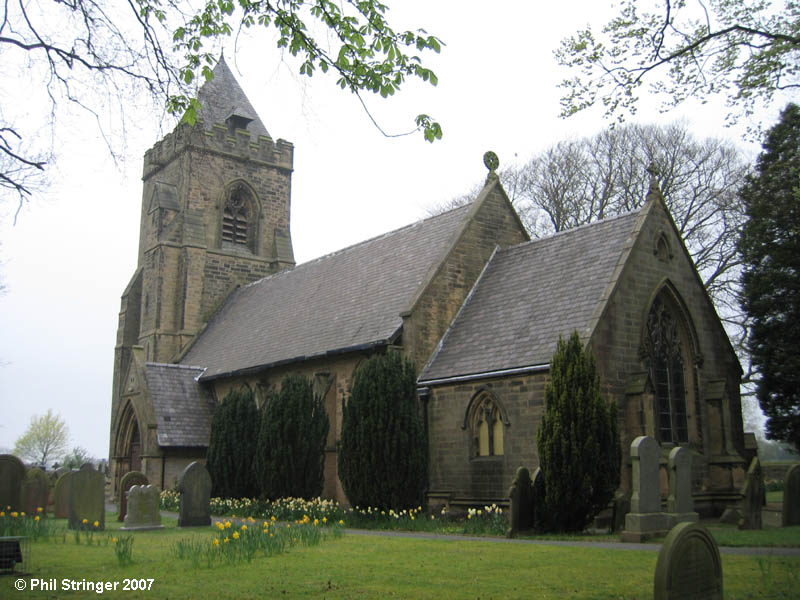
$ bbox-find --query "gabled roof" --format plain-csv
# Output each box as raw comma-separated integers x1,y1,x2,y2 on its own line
195,56,271,138
144,363,216,447
182,204,473,379
419,210,644,383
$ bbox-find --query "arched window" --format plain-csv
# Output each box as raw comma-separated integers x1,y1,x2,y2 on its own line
646,297,689,443
221,183,254,248
469,393,504,457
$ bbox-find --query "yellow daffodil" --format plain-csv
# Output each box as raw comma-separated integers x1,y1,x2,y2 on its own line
223,537,229,544
313,518,319,526
322,517,327,523
232,531,240,540
216,521,224,530
286,523,291,528
82,518,88,524
37,507,43,513
93,520,99,528
20,512,25,517
112,537,118,544
224,521,231,529
338,520,344,525
241,524,247,531
212,538,219,547
270,516,276,522
0,511,5,517
34,515,40,522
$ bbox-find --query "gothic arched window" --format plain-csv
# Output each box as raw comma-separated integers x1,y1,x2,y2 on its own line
646,297,689,444
221,184,253,248
470,394,504,457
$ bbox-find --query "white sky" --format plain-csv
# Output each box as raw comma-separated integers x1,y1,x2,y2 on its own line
0,1,782,460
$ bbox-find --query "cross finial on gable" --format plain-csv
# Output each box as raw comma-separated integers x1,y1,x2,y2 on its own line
646,162,664,203
483,151,499,181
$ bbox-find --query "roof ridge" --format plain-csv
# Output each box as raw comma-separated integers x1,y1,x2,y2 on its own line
241,202,474,291
145,362,205,371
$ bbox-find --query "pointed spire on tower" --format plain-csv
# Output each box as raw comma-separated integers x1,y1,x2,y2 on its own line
195,56,271,138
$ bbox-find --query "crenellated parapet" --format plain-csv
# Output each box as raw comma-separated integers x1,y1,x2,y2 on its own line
143,121,293,178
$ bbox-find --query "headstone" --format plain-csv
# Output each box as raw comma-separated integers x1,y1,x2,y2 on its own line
0,454,26,511
121,485,163,531
738,457,763,530
612,491,631,533
79,462,95,471
53,471,74,518
666,447,699,527
531,467,545,530
118,471,148,522
654,522,722,600
507,466,533,536
21,468,50,516
783,464,800,527
176,461,211,527
68,467,105,530
622,436,670,542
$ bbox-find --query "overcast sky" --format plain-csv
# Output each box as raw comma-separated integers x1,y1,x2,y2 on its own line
0,2,782,460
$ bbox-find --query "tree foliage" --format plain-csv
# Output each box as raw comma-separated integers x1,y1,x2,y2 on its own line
738,103,800,452
1,0,442,218
536,332,621,532
338,351,427,510
59,446,94,470
13,409,69,467
256,374,329,499
206,386,260,498
556,0,800,132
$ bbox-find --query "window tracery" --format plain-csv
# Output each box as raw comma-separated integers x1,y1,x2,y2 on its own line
471,394,504,457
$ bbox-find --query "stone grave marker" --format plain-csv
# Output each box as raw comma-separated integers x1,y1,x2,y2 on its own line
782,463,800,527
654,522,722,600
68,467,105,530
507,466,533,536
666,446,698,527
122,485,163,531
738,457,763,530
53,471,74,518
0,454,26,511
118,471,148,522
531,467,544,530
177,461,212,527
622,436,670,542
21,467,50,516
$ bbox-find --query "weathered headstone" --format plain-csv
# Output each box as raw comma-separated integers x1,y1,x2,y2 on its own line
0,454,26,511
783,464,800,527
118,471,148,522
121,485,163,531
21,468,50,516
612,491,631,533
654,522,723,600
53,471,74,518
738,457,763,530
177,461,212,527
622,436,670,542
507,466,533,536
79,462,96,472
68,467,105,530
530,467,544,531
666,446,699,527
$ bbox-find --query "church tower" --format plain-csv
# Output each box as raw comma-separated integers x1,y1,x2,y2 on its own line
109,58,294,485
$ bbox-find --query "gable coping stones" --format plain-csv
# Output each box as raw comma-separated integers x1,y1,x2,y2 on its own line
621,436,670,543
783,464,800,527
177,461,212,527
654,522,722,600
0,454,26,512
121,485,163,531
118,471,148,522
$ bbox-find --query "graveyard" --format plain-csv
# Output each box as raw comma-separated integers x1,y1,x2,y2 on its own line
1,455,800,598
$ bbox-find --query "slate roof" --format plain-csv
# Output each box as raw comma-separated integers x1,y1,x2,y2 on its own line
183,204,473,379
195,56,271,138
144,363,216,447
419,210,644,383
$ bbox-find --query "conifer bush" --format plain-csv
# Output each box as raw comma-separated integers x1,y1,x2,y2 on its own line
206,387,260,499
536,331,621,532
256,374,329,499
338,351,427,510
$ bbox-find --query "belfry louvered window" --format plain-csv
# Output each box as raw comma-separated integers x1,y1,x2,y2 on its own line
222,185,250,245
646,298,689,444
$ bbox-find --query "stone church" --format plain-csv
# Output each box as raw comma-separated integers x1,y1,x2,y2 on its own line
109,58,748,517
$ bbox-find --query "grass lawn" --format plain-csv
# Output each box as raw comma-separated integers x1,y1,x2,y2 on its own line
5,516,800,599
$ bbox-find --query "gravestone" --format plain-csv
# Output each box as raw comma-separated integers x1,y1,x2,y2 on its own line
507,466,533,536
0,454,26,511
53,471,74,518
118,471,148,522
68,467,105,530
21,468,50,516
177,461,212,527
530,467,544,531
622,436,670,542
121,485,163,531
783,464,800,527
654,522,722,600
612,491,631,533
738,457,763,530
666,446,699,527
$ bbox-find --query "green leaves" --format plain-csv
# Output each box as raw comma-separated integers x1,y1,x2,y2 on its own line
162,0,443,142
